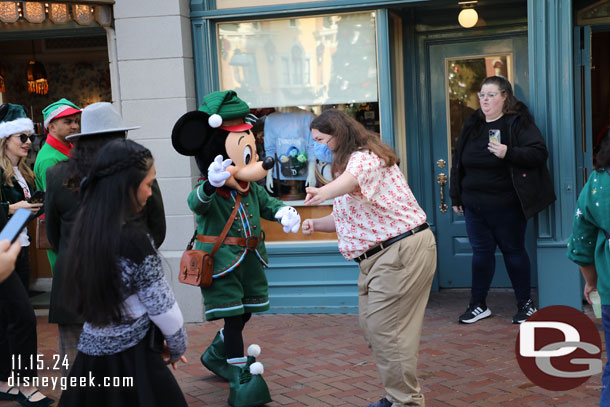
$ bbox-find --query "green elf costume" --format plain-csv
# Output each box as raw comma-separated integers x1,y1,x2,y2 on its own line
172,90,301,407
33,98,81,272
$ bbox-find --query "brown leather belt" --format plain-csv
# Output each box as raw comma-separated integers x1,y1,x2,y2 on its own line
197,234,259,249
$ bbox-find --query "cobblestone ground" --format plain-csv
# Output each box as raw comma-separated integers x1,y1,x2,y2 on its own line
1,290,603,407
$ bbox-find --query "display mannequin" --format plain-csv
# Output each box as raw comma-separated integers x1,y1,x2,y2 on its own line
264,107,316,199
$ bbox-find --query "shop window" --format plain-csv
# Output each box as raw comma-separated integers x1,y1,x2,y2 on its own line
217,11,378,107
217,12,379,242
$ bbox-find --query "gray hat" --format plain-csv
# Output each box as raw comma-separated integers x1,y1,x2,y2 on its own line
66,102,140,140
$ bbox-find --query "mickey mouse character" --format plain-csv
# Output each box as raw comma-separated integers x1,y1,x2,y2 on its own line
172,90,300,407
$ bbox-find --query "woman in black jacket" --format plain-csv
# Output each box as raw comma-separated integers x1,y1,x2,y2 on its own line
449,76,555,325
0,104,52,406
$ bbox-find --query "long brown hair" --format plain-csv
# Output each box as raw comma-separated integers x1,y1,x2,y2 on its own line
0,136,35,187
310,109,398,174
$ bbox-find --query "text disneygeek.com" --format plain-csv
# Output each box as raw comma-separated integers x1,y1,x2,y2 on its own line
9,373,134,391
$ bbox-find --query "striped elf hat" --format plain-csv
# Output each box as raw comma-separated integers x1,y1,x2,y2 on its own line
199,90,253,132
43,98,81,129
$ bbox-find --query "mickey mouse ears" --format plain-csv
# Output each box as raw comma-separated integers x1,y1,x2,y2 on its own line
171,111,210,156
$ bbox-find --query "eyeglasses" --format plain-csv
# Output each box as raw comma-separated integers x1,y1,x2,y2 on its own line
13,133,35,143
477,91,504,99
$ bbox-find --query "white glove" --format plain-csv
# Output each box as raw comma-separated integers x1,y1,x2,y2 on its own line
274,206,301,233
266,172,274,193
208,155,233,188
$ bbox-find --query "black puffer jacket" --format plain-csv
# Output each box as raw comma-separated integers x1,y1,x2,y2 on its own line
449,103,556,219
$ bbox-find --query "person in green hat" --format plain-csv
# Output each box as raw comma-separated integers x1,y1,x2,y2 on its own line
33,98,81,273
172,90,301,407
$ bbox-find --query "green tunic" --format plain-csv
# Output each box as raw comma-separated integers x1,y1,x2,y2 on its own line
187,180,285,320
33,141,68,272
567,169,610,305
34,142,69,191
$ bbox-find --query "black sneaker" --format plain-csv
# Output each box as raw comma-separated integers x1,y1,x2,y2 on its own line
513,299,537,324
458,303,491,324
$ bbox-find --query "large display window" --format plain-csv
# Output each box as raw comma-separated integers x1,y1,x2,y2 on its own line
216,11,380,242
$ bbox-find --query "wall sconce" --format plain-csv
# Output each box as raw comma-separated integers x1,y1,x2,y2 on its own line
26,60,48,95
26,41,48,96
23,2,45,24
458,1,478,28
94,5,112,27
0,2,19,23
49,3,69,24
72,4,93,26
0,2,98,26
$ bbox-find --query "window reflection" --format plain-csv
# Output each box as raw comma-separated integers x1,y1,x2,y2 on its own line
217,12,378,108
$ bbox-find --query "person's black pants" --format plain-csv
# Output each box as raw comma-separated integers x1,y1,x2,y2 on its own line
0,267,38,381
464,204,532,305
14,247,30,293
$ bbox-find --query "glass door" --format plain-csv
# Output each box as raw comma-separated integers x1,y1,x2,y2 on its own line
428,35,536,288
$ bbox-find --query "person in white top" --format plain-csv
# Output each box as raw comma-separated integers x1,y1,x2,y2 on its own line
302,109,437,407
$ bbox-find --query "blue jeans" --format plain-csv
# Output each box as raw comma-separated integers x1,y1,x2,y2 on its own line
463,204,531,304
601,305,610,406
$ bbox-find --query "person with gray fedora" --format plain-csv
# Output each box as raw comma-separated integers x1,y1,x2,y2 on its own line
45,102,166,377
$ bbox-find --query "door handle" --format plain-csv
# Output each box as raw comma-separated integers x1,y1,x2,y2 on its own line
436,173,448,213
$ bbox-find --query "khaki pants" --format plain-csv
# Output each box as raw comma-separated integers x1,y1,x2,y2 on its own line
358,228,437,407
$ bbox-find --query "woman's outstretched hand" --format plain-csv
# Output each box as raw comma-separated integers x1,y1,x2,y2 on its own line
304,187,327,206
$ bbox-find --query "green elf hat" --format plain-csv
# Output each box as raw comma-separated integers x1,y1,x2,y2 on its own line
0,104,34,140
198,90,252,132
43,98,81,129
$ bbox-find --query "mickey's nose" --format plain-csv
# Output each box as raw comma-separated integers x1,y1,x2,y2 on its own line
262,156,274,170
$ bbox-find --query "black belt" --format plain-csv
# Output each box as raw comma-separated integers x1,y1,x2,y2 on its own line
354,223,429,263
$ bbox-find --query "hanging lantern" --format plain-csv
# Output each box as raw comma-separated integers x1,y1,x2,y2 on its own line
0,66,5,94
0,2,19,23
72,4,93,26
49,3,69,24
26,60,49,95
23,2,45,23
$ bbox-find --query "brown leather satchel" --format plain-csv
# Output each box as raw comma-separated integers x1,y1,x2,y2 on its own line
179,194,242,288
36,217,52,250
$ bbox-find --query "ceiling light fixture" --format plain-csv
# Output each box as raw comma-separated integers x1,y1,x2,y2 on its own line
458,1,478,29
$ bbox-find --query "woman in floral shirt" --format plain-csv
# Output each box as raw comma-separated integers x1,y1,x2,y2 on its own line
302,109,437,407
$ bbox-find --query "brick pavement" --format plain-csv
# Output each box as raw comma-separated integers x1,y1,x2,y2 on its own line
0,290,603,407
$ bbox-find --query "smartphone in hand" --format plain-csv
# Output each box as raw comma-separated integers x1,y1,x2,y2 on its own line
28,190,45,204
0,208,33,243
489,129,501,144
